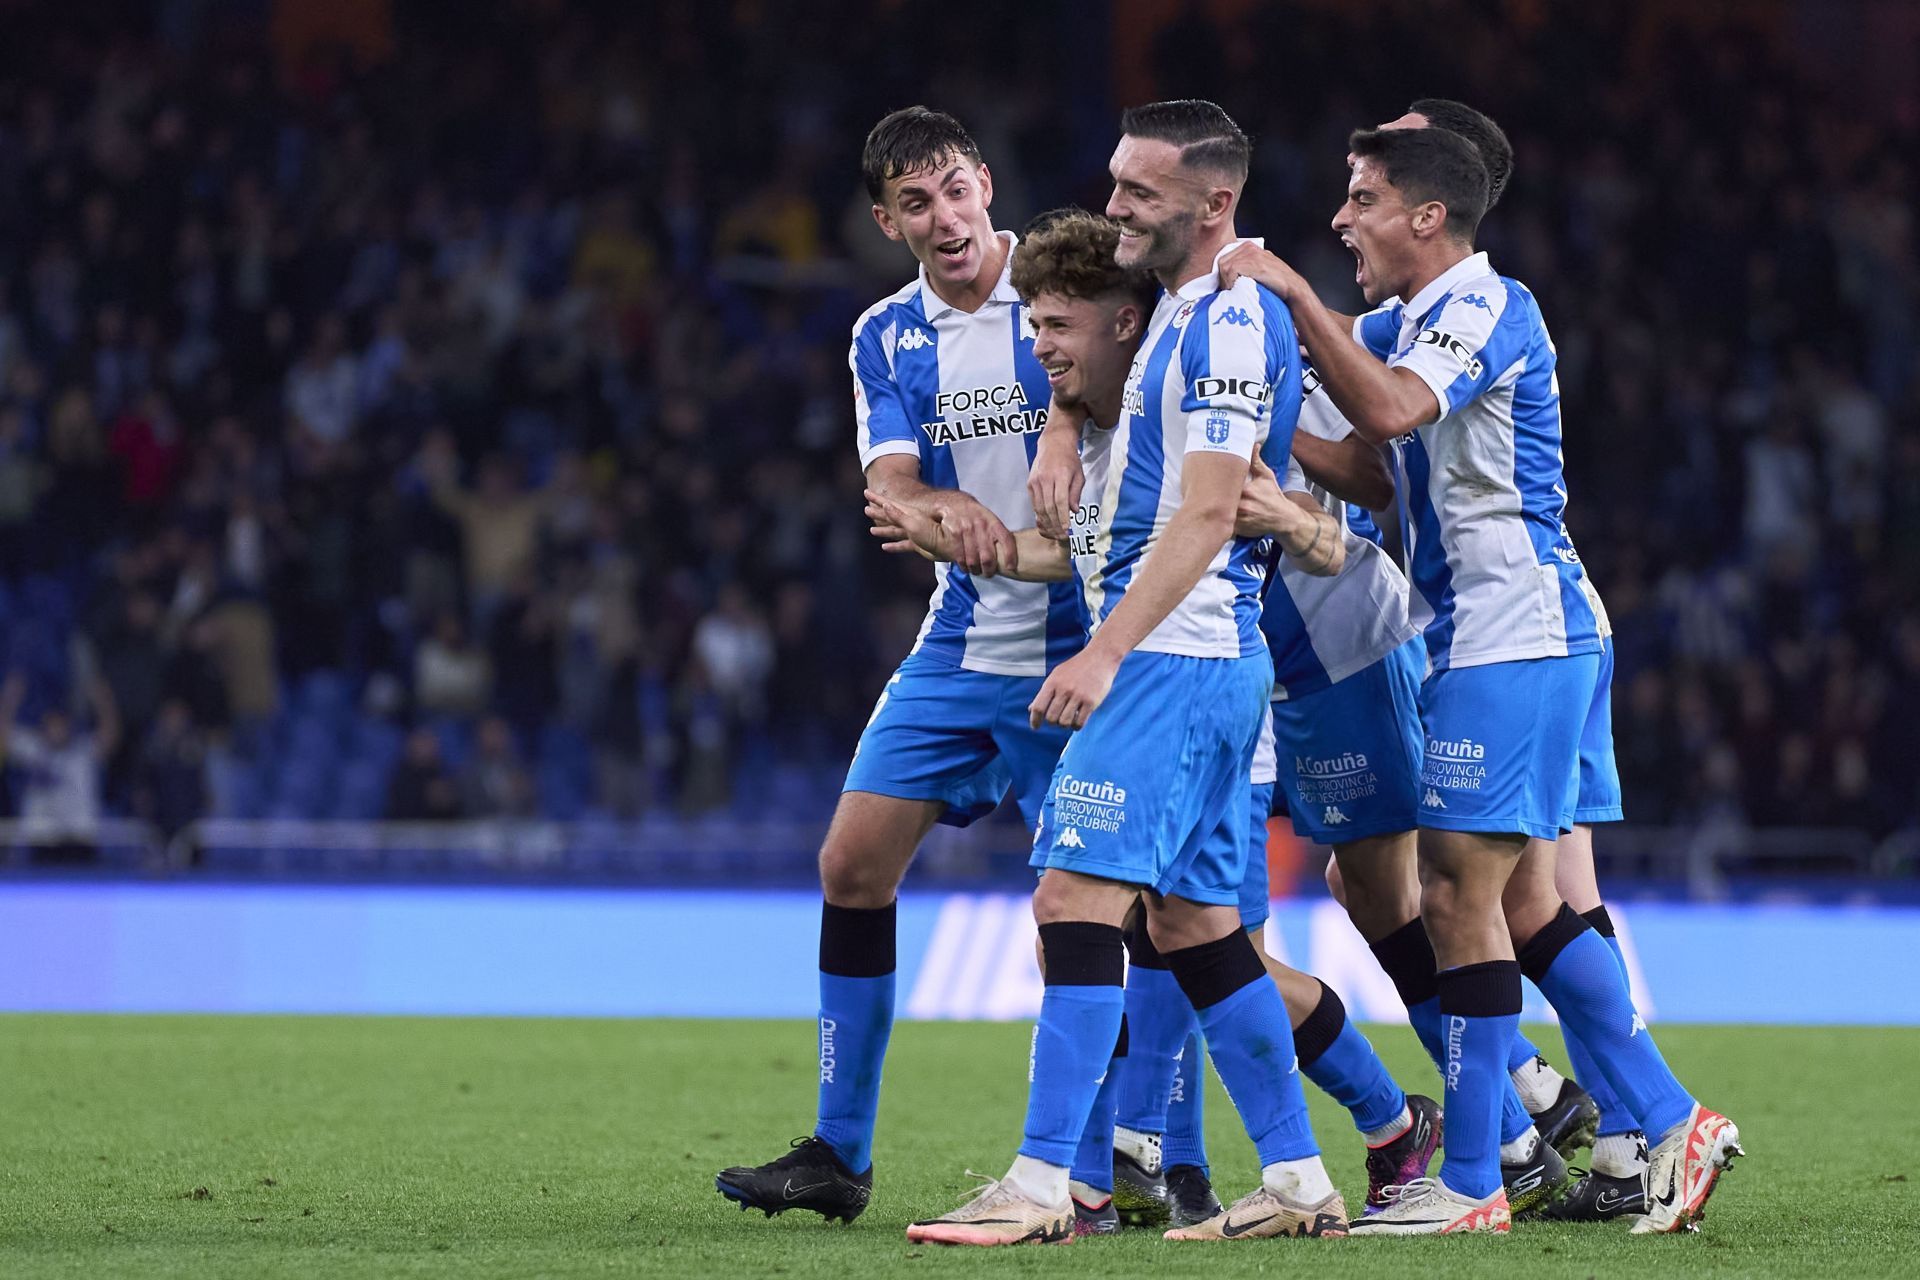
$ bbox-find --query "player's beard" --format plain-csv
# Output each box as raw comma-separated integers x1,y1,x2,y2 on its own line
1128,210,1196,278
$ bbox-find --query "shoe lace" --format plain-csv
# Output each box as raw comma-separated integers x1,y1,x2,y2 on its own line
1376,1177,1442,1205
769,1136,833,1170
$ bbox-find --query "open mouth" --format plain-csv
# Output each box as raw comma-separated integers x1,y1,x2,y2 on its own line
1043,360,1072,386
1343,237,1366,285
936,237,970,264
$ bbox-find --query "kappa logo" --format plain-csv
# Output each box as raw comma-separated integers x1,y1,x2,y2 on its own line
1321,805,1349,825
1214,305,1256,327
1058,828,1086,849
896,327,934,352
1631,1010,1648,1037
1423,788,1448,809
1457,293,1493,311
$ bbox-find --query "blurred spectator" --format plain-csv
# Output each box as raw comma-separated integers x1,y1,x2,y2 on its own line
0,673,120,861
414,612,493,720
133,699,208,841
387,728,460,822
459,717,536,819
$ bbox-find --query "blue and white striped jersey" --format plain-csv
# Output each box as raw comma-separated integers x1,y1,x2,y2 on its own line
1078,241,1302,659
851,230,1086,677
1351,251,1602,671
1256,372,1419,700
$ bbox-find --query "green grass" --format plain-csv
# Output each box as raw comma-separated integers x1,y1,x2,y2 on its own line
1,1017,1915,1277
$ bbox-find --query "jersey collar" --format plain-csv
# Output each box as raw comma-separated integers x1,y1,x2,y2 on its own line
1403,250,1491,325
1174,237,1264,301
916,228,1022,319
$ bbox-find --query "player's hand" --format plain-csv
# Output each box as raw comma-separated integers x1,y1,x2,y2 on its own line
1028,408,1085,540
1028,646,1121,731
863,489,942,562
1234,457,1290,538
1218,242,1308,304
925,491,1016,578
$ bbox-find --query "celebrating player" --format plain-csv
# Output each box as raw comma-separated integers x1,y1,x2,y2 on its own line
715,106,1084,1224
897,100,1351,1247
1219,125,1742,1235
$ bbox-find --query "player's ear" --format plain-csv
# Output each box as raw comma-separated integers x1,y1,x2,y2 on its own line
1112,303,1141,344
976,162,993,210
1203,182,1235,227
871,201,903,242
1411,198,1446,241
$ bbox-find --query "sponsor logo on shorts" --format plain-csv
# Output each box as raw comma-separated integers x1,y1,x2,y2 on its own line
1423,736,1488,793
1423,787,1448,809
1294,749,1380,806
1052,774,1128,835
1057,828,1085,849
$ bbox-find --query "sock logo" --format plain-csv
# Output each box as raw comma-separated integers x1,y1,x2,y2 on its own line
819,1017,837,1083
1444,1014,1466,1092
1028,1025,1040,1083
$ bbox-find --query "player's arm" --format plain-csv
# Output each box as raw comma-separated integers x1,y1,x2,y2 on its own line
1218,244,1439,444
852,326,1016,576
1233,458,1345,577
1027,451,1241,729
1290,426,1393,511
1027,397,1087,540
864,490,1071,582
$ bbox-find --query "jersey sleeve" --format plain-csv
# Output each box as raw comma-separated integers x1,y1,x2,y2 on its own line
849,313,921,470
1352,304,1399,359
1296,360,1355,443
1279,453,1311,495
1386,284,1516,424
1177,279,1275,462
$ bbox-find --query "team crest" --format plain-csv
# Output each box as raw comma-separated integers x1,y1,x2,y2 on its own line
1205,411,1231,446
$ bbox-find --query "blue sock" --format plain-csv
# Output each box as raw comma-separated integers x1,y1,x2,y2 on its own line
1295,981,1406,1134
813,902,896,1172
1413,991,1534,1144
1435,961,1522,1200
1114,957,1194,1134
1162,1030,1210,1173
1508,1028,1543,1074
1568,906,1640,1135
1069,1022,1125,1195
1522,906,1693,1145
1018,923,1127,1169
1168,932,1316,1167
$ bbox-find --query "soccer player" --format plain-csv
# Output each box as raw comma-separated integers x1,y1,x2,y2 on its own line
1219,125,1742,1235
715,107,1084,1224
1347,98,1663,1220
880,209,1442,1231
896,100,1349,1246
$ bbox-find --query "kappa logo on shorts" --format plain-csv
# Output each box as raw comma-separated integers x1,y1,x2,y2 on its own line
1423,788,1448,809
1057,828,1086,849
1322,805,1349,825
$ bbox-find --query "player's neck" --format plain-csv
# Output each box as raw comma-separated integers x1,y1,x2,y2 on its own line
1398,244,1474,305
925,230,1008,314
1160,226,1240,294
1083,385,1123,432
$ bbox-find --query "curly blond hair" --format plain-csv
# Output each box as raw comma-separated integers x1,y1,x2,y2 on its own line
1011,208,1157,308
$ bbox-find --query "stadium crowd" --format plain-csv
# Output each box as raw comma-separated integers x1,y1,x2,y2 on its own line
0,0,1913,846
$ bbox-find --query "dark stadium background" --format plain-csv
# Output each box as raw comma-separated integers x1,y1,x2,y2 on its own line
0,0,1914,906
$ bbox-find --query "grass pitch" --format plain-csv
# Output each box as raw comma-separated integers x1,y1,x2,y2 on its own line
1,1016,1915,1277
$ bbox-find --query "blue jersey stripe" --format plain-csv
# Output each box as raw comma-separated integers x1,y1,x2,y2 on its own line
1100,321,1181,621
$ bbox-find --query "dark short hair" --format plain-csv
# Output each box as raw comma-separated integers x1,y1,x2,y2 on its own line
1349,126,1490,243
1011,209,1158,309
861,106,983,203
1408,98,1513,207
1119,99,1251,185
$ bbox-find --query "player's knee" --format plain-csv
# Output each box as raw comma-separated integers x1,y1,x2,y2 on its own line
1323,856,1348,907
817,840,905,908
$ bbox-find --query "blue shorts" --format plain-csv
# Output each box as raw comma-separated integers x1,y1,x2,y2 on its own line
1270,637,1425,844
1237,781,1276,930
1572,638,1624,826
1031,650,1271,907
843,651,1070,829
1416,652,1602,841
